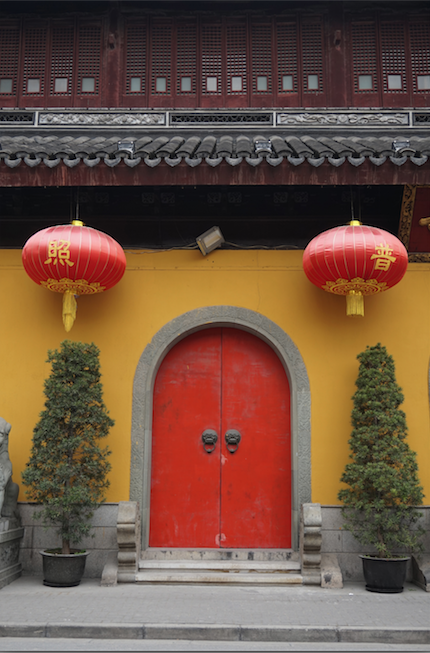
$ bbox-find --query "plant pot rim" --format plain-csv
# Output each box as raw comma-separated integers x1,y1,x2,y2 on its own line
40,549,89,558
359,554,410,562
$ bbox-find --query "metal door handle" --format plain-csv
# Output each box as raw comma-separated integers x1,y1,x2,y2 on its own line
202,429,218,453
225,429,241,453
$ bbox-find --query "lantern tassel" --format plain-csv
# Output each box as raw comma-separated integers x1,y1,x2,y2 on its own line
63,291,77,332
346,291,364,318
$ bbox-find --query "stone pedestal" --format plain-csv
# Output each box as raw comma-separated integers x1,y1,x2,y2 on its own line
117,501,140,583
0,518,24,589
300,503,322,585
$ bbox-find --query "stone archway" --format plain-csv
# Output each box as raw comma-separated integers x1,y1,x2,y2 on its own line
130,306,311,550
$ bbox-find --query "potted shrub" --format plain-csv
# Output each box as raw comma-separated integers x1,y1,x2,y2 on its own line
22,340,113,587
338,343,424,593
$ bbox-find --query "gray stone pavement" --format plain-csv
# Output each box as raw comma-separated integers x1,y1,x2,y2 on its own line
0,576,429,646
1,639,430,651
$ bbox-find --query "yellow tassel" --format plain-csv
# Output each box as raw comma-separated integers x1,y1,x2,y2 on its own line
62,291,77,332
346,291,364,317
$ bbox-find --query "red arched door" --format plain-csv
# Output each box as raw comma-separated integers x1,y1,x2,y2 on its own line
150,328,291,548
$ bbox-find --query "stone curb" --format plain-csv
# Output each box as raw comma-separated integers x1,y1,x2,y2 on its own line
0,623,429,644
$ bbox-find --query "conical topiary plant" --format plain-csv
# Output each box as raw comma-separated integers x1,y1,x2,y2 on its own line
22,340,113,555
338,343,424,559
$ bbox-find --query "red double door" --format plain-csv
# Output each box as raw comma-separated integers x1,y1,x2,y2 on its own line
150,328,291,549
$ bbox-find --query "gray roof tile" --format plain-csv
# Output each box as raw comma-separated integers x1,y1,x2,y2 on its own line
157,136,185,157
236,135,253,157
177,136,201,157
195,136,216,158
285,135,314,157
218,135,234,156
269,136,293,157
318,137,354,156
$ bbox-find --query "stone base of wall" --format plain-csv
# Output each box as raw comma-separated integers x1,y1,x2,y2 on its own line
321,505,430,582
18,503,118,579
17,503,430,582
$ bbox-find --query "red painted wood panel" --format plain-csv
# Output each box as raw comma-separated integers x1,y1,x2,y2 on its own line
150,329,222,547
220,329,291,548
150,327,291,549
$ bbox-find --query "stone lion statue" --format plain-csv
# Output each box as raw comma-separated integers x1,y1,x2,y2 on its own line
0,418,19,519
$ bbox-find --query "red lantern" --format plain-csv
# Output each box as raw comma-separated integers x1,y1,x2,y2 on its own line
303,220,408,317
22,221,126,331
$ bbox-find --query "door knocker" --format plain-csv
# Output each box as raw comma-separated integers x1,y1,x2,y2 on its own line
225,429,241,453
201,429,218,453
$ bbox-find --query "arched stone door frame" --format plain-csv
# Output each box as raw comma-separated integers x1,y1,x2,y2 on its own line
130,306,311,550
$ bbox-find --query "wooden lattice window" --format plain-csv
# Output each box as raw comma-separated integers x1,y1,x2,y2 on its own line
50,24,74,97
251,21,273,100
301,22,324,99
201,22,222,98
0,26,20,104
380,21,408,98
125,22,147,96
226,20,247,99
176,21,197,98
76,24,101,97
351,21,379,105
150,20,172,100
22,25,47,99
410,21,430,100
276,21,298,98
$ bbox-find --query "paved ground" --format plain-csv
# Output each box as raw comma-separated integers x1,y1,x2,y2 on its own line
0,576,428,647
1,639,430,651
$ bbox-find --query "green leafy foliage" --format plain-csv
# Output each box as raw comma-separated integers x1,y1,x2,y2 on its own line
338,343,424,558
22,341,113,554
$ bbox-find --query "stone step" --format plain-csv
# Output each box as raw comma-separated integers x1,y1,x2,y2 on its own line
140,548,299,562
139,559,301,572
137,551,302,585
135,569,303,585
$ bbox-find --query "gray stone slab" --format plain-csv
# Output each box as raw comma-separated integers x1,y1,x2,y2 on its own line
84,549,116,578
145,625,240,641
321,530,343,553
80,526,117,550
47,623,144,639
0,623,46,637
240,626,337,643
30,527,61,550
19,549,44,575
341,530,368,554
17,504,42,524
321,506,344,530
339,627,430,645
90,504,119,528
336,553,364,581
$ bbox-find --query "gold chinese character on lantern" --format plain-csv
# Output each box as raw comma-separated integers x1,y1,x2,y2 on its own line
370,243,397,272
44,240,75,267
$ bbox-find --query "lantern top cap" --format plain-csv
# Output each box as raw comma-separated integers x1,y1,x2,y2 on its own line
72,220,84,227
349,220,362,226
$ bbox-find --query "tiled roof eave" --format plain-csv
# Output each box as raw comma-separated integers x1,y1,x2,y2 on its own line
1,133,429,169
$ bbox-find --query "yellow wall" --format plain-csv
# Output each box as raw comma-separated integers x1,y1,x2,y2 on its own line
1,248,429,504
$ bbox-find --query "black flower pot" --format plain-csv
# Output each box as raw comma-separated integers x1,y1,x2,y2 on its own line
40,550,89,587
359,555,409,593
